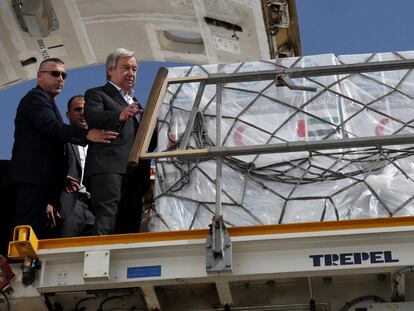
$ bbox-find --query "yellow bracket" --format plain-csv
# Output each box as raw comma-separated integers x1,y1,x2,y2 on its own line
8,226,39,260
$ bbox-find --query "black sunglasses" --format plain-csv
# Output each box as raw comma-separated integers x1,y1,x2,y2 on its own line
41,70,67,80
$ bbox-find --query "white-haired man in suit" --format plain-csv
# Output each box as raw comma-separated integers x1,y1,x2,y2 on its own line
84,48,156,235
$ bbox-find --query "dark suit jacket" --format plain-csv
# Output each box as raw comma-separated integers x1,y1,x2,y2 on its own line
8,86,88,196
84,82,156,195
84,83,138,177
60,143,83,219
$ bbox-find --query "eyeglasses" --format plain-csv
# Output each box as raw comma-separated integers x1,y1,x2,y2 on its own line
40,70,67,80
73,107,83,112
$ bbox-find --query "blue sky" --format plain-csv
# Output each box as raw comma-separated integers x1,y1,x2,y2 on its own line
297,0,414,55
1,0,414,159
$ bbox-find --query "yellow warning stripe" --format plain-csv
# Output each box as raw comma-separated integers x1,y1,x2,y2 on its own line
37,216,414,250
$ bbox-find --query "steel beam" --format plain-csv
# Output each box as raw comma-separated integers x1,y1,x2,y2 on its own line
215,280,233,306
34,221,414,294
141,285,161,311
167,59,414,85
142,133,414,161
179,81,206,150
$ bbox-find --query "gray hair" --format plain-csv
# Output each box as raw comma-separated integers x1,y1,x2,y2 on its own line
105,48,135,80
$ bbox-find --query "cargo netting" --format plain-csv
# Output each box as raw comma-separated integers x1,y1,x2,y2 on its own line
143,51,414,231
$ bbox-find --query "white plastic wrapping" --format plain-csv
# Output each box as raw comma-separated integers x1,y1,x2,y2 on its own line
148,52,414,231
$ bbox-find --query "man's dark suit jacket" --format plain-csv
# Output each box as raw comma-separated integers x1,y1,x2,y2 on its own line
59,143,94,237
60,143,83,219
8,86,88,199
84,82,154,189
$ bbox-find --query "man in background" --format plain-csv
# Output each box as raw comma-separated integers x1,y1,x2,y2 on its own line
84,48,156,235
57,95,95,237
8,58,118,238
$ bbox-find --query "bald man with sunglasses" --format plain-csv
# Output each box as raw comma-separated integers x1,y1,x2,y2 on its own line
8,58,118,238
